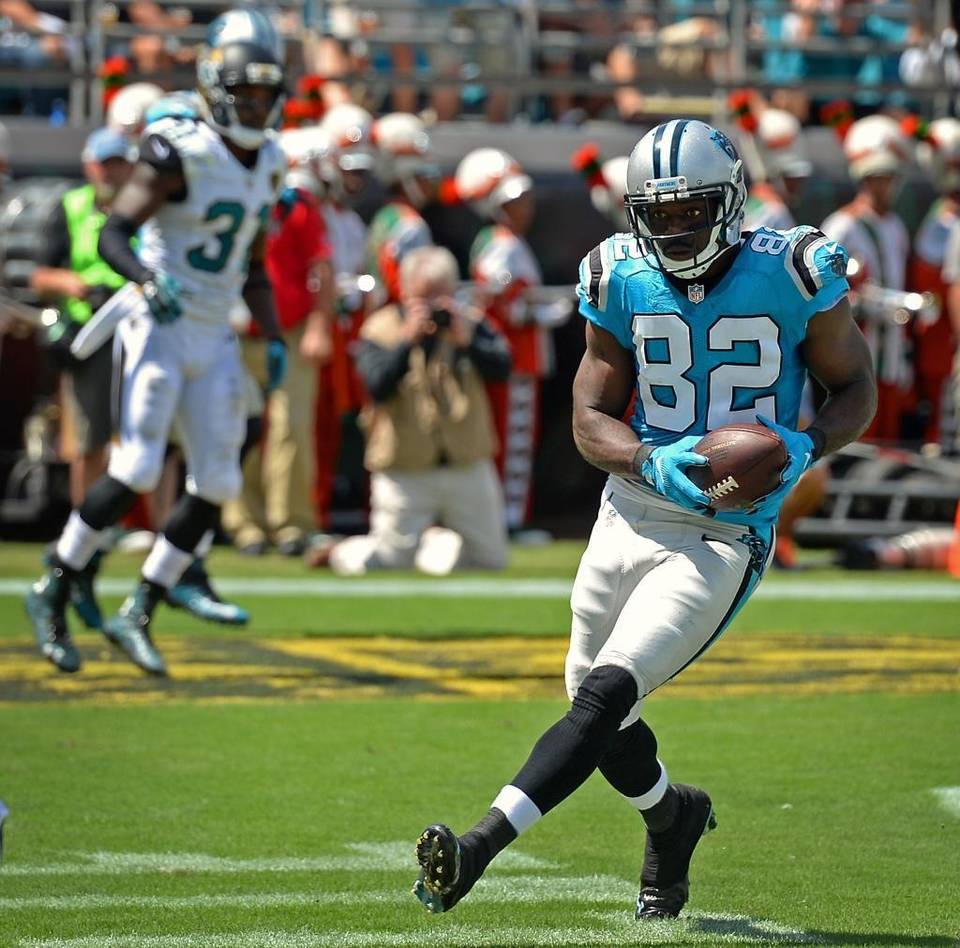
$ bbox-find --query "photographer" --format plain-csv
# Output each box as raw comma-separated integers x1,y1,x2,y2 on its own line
308,245,511,576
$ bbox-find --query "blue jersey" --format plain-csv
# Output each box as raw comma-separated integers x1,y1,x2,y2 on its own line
577,226,849,525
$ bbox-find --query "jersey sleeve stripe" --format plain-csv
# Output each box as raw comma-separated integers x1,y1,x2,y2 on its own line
587,245,603,308
787,231,822,300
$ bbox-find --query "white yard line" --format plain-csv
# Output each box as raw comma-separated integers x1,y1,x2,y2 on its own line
0,844,549,877
931,787,960,819
1,577,957,601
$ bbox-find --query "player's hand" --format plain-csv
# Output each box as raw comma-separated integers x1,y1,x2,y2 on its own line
142,272,182,324
751,414,816,516
640,436,711,511
266,337,288,392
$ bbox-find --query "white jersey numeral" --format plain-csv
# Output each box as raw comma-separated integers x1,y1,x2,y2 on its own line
632,313,782,433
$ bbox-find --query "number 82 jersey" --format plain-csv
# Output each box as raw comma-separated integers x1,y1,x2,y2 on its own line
137,116,286,324
577,226,849,447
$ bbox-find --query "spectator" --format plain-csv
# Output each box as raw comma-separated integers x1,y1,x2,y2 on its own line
821,114,913,441
0,0,73,116
222,153,336,558
308,245,511,576
30,127,135,503
366,112,438,306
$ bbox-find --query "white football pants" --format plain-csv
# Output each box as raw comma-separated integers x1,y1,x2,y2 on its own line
107,304,246,505
566,478,774,728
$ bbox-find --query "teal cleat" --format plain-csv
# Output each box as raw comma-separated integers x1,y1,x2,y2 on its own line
166,558,249,626
103,587,167,676
43,549,103,629
25,567,81,673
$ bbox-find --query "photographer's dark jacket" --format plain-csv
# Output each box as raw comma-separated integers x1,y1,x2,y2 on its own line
356,305,511,472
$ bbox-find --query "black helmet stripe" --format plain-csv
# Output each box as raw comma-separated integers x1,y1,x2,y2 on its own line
651,122,669,179
669,120,690,177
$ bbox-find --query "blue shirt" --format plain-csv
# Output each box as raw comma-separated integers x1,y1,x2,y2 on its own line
577,226,849,525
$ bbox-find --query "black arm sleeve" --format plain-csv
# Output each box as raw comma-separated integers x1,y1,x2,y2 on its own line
461,320,513,381
39,201,71,269
243,259,280,338
355,339,412,402
98,214,152,285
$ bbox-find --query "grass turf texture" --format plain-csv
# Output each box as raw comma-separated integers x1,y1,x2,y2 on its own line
1,542,959,945
1,697,959,946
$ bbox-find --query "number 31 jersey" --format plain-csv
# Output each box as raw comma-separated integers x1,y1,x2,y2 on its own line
137,116,286,324
577,226,849,447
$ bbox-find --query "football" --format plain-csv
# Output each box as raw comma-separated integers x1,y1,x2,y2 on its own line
687,423,789,511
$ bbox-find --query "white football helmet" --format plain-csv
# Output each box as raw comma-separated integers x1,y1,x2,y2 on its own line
107,82,164,138
625,119,747,279
279,125,328,197
923,117,960,194
372,112,439,207
454,148,533,220
844,115,910,181
318,104,376,201
756,108,812,181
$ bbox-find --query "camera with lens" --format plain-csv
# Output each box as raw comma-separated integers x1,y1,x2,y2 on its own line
430,307,452,329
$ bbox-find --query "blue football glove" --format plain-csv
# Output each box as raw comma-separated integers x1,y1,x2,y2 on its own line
266,337,288,393
750,414,817,517
640,435,711,511
142,272,182,324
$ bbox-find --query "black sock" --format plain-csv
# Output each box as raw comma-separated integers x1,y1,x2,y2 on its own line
162,495,219,555
642,784,679,835
461,807,517,871
598,717,662,798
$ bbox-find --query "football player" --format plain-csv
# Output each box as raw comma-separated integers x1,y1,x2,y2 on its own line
413,120,877,921
25,8,288,676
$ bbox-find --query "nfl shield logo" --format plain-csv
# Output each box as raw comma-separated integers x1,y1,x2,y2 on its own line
688,283,705,304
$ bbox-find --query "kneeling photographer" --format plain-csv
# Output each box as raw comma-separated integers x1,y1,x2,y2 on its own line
308,245,511,575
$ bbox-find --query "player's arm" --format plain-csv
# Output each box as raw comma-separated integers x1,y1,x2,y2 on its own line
800,295,878,454
572,321,646,477
98,135,186,287
244,229,287,392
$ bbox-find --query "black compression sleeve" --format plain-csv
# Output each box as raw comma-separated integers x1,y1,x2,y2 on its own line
98,214,153,286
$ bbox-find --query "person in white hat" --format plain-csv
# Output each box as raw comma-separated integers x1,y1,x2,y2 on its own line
821,114,913,441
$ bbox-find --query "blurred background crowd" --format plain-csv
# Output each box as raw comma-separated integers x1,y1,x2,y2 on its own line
3,0,960,574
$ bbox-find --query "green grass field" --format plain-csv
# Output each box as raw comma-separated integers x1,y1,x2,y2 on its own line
1,542,959,947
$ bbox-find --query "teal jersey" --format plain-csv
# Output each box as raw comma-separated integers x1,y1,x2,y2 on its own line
577,226,849,526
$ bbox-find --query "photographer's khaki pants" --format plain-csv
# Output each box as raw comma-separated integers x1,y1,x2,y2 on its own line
331,460,509,573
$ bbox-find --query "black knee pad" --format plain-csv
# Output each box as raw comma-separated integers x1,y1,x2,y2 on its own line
78,475,138,531
567,665,639,743
162,494,220,554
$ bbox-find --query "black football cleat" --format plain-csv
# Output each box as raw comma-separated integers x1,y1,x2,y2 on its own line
26,568,81,673
102,589,167,676
636,784,716,920
166,558,249,626
413,824,484,914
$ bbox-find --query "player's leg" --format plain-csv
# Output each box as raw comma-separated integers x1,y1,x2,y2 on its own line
413,491,638,912
27,317,180,672
591,517,770,919
103,333,245,675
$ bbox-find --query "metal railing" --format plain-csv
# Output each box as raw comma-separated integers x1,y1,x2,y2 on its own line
1,0,957,125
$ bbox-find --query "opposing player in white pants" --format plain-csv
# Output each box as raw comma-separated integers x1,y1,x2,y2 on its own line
413,120,877,923
26,10,288,676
